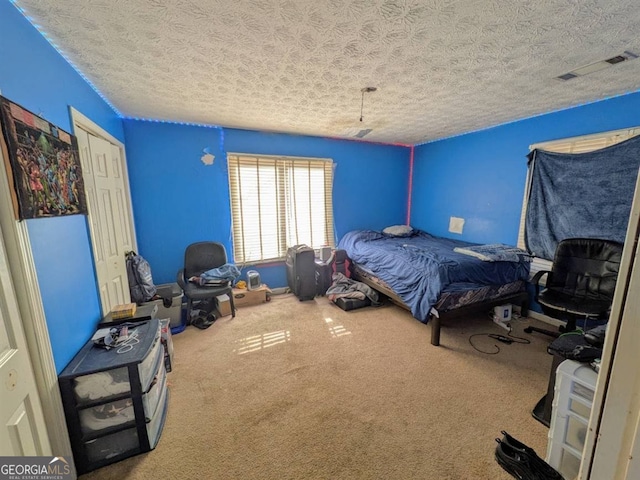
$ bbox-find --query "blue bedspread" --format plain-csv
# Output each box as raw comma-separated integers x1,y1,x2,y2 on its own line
338,230,530,323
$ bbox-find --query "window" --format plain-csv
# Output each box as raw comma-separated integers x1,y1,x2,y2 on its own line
228,153,335,263
518,127,640,278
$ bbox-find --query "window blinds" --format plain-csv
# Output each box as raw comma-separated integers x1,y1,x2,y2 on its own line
227,154,334,263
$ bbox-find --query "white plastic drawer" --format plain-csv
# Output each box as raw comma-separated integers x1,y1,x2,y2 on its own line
139,324,162,392
571,381,594,404
558,448,581,480
568,397,591,419
84,427,139,463
147,381,168,449
142,361,166,421
78,397,135,435
565,414,588,453
78,363,165,436
73,368,131,403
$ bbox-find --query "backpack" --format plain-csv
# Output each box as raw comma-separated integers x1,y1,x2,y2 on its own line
125,251,157,304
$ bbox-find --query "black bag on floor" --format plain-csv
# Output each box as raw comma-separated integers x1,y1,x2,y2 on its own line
286,245,316,301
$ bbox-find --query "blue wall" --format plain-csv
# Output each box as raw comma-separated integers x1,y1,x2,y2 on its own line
0,1,123,373
412,92,640,245
9,0,640,370
123,120,411,288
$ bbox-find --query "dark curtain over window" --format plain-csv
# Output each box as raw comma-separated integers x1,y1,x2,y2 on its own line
525,135,640,260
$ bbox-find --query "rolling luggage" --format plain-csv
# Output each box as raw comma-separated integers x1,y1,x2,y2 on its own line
286,245,316,301
315,259,333,296
315,248,350,295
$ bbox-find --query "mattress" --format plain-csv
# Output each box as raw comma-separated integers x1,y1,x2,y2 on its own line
352,264,525,314
339,229,530,322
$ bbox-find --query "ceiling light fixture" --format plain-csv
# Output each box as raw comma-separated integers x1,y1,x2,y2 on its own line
360,87,377,122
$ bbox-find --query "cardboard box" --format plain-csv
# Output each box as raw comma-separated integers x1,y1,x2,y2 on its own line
215,294,232,317
232,285,269,308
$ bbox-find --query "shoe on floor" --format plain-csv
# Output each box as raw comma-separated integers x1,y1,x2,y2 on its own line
495,438,540,480
500,431,564,479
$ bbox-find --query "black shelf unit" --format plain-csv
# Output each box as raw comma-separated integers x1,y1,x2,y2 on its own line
59,319,169,474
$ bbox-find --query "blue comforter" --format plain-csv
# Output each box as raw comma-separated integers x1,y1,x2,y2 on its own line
338,230,530,323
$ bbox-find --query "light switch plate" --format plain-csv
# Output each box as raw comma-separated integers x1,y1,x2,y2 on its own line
449,216,465,234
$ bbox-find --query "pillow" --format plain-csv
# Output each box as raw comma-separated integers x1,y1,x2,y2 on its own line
382,225,415,237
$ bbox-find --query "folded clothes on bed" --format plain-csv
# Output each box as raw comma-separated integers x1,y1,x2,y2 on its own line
453,244,532,263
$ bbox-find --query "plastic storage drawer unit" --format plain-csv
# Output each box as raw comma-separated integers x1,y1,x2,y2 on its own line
59,319,169,474
546,359,598,480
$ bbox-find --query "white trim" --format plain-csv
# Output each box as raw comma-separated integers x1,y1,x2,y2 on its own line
516,156,534,251
227,151,333,163
70,107,121,146
530,126,640,151
0,137,71,457
581,171,640,479
70,107,137,251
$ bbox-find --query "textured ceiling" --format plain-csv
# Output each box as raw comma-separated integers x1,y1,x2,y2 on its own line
13,0,640,145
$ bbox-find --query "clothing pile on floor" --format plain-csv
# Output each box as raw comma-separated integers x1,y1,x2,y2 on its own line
326,273,382,311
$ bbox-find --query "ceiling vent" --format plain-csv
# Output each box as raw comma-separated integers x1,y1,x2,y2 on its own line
556,51,638,81
354,128,373,138
341,127,373,139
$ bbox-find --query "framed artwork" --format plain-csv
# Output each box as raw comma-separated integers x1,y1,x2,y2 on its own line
0,96,87,219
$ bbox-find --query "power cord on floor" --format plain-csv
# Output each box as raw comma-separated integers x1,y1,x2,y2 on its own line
468,331,531,355
469,312,532,354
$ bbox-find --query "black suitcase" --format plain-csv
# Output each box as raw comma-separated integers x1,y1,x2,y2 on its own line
286,245,316,301
315,259,332,296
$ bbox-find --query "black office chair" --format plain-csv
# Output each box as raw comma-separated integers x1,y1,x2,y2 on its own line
525,238,623,338
525,238,623,425
177,242,236,323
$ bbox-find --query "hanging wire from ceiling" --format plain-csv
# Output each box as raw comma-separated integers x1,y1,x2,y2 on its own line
360,87,377,122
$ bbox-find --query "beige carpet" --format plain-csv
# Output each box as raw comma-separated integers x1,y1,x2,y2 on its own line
82,294,554,480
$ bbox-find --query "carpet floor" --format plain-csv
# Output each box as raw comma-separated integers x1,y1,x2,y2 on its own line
81,294,554,480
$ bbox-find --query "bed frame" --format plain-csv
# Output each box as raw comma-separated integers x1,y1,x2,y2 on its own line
352,266,530,346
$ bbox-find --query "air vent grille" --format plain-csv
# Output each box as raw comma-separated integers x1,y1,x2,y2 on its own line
606,55,627,65
557,73,578,81
354,128,373,138
556,50,638,81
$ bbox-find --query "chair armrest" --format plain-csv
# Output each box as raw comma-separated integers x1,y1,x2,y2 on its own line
531,270,551,299
177,269,187,290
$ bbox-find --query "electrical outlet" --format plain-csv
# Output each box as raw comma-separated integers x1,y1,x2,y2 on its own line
449,216,465,234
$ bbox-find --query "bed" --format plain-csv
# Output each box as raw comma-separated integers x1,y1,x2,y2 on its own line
338,229,531,346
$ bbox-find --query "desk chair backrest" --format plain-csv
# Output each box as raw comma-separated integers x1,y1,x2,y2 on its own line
548,238,623,304
184,242,228,278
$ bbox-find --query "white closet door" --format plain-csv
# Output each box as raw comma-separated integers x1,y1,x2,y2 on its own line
76,129,131,314
110,143,135,258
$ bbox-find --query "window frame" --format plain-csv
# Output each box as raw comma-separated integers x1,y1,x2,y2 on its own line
227,152,335,264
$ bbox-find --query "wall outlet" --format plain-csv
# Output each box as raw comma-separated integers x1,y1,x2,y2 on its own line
449,216,465,234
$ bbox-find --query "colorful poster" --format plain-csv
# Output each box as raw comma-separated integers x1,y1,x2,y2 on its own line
0,96,87,219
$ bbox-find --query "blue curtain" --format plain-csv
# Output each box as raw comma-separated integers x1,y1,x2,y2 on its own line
525,135,640,260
